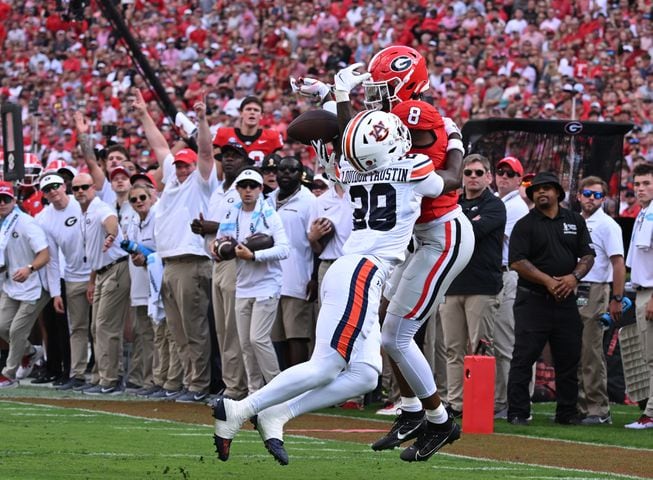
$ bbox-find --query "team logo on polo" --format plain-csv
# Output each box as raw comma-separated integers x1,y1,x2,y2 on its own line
65,216,78,227
12,231,18,238
563,223,577,234
390,56,413,72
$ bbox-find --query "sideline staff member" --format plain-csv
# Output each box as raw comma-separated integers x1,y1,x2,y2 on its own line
507,172,595,425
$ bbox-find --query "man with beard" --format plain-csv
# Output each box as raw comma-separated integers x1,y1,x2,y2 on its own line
191,142,253,401
267,156,317,367
575,176,625,425
507,172,595,425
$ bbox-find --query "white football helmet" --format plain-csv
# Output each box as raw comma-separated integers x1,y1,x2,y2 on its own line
0,151,4,181
18,153,42,188
341,110,411,173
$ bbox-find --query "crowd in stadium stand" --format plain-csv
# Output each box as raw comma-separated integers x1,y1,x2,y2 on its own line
1,1,652,189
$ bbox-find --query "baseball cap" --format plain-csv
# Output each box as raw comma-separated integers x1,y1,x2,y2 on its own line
219,143,249,160
173,148,198,164
261,154,279,171
109,166,130,180
0,181,15,199
590,101,601,109
40,174,64,190
234,168,263,186
544,103,555,110
130,172,157,189
496,156,524,176
313,173,329,188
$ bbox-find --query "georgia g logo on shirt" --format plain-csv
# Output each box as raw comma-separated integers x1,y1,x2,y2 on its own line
65,216,78,227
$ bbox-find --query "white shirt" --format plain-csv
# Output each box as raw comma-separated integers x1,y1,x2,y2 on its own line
154,153,218,258
2,211,48,302
267,186,318,299
82,197,127,271
504,18,527,35
36,197,92,296
337,153,444,275
584,207,624,283
98,177,117,205
500,190,529,266
308,187,353,261
225,206,290,299
626,204,653,288
126,206,157,306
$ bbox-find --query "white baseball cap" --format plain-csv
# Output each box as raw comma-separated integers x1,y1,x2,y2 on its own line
234,169,263,186
40,174,65,190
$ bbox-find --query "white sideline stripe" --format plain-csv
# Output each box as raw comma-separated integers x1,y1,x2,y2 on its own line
6,413,98,417
493,433,653,453
440,453,650,480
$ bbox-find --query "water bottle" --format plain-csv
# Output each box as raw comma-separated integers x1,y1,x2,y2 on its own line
120,239,155,258
599,296,633,330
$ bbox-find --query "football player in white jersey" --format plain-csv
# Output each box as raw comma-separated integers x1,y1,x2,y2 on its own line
212,110,445,465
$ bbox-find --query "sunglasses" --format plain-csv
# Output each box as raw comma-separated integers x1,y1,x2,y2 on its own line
42,183,62,194
278,166,301,173
463,169,486,177
0,195,14,204
129,194,148,203
262,167,277,173
237,180,261,190
72,184,92,192
581,189,605,199
496,168,519,178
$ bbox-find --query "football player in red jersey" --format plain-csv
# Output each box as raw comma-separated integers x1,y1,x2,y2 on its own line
294,46,474,461
17,153,45,217
212,96,283,168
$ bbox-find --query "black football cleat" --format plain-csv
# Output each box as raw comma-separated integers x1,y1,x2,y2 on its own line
399,418,461,462
213,434,232,462
371,409,425,451
264,438,289,466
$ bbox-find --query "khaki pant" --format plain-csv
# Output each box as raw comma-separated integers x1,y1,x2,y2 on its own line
65,280,91,380
128,305,155,388
0,290,50,379
152,320,184,391
636,288,653,417
212,260,247,399
494,271,518,411
235,296,281,393
91,261,130,388
162,256,212,393
439,294,499,411
578,283,610,417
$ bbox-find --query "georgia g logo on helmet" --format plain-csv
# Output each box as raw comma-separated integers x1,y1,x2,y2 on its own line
390,56,413,72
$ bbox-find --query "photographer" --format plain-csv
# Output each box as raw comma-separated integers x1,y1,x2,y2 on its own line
216,168,289,394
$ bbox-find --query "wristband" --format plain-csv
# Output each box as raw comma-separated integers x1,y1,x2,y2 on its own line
251,251,256,261
572,271,582,282
610,294,623,302
334,90,350,103
446,138,465,154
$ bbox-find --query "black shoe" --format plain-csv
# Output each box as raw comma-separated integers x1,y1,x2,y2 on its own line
553,414,584,425
56,378,86,391
371,409,425,451
445,405,463,419
52,376,69,386
400,418,461,462
264,438,289,466
508,416,531,426
30,373,58,384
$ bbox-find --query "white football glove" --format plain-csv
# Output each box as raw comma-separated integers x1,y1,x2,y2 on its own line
334,62,371,93
290,77,332,101
443,117,462,138
310,139,338,180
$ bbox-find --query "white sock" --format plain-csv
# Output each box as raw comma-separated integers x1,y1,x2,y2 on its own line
425,404,448,424
400,396,422,413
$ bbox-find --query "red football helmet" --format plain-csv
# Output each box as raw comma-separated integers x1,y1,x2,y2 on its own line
364,46,430,111
17,153,43,188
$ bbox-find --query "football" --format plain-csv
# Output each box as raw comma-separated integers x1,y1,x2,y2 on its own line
213,237,237,260
287,109,340,145
242,232,274,252
317,217,336,248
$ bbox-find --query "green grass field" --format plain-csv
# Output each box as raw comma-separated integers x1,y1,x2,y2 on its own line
0,394,651,480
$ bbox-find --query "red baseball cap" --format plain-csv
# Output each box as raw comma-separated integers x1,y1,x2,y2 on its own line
109,166,130,181
496,156,524,176
173,148,198,165
0,181,15,199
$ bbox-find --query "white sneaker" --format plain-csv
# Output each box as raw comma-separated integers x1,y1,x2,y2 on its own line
16,346,43,379
376,402,400,416
624,415,653,430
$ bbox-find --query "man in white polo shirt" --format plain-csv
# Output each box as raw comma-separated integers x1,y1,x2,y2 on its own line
72,173,130,395
576,175,625,425
133,91,217,402
37,174,93,390
493,156,529,419
0,181,50,389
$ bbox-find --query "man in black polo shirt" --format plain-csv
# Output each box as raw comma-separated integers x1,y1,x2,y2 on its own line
507,172,595,425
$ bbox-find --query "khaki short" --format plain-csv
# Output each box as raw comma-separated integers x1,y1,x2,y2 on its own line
272,295,314,341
